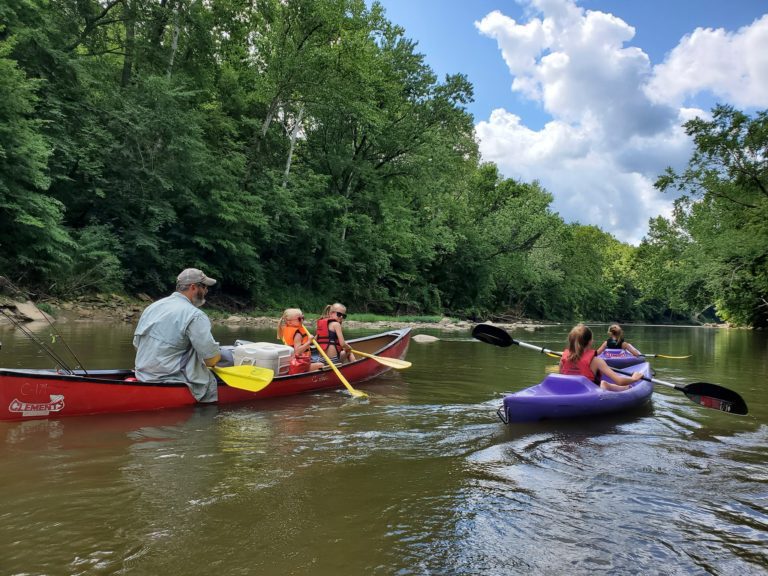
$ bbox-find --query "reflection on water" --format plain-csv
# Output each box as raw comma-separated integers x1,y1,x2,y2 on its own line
0,322,767,574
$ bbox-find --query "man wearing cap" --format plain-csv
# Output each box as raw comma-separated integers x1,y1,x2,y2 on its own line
133,268,222,402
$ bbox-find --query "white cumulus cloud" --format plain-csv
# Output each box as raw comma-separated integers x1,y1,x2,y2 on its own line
646,14,768,107
474,0,768,244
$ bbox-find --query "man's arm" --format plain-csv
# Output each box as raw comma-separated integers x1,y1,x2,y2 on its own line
188,314,222,367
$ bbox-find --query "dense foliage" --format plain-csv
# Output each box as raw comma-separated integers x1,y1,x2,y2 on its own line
1,2,764,325
643,105,768,327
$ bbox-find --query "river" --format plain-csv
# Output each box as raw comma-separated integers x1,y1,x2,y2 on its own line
0,322,766,575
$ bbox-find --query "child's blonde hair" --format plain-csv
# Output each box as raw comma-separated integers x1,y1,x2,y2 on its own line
320,302,347,318
277,308,303,340
607,324,624,340
567,324,593,363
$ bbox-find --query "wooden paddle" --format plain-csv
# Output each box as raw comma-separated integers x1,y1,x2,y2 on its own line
471,324,748,415
212,365,275,393
349,348,412,369
303,330,368,398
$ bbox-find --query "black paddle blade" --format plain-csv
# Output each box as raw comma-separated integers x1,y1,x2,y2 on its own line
683,382,749,415
471,324,513,347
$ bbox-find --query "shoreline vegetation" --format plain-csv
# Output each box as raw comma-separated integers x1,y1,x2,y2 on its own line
0,294,736,333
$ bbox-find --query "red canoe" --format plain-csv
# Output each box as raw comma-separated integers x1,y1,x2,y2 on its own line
0,328,411,421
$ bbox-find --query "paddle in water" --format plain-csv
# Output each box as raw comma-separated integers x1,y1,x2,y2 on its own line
349,348,412,369
302,329,368,398
471,324,748,416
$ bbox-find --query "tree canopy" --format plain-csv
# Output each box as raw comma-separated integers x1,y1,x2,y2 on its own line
1,2,764,326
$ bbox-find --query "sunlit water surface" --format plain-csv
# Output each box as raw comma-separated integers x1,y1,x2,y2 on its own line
0,322,766,575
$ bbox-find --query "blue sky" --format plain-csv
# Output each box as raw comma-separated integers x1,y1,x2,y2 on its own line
375,0,768,243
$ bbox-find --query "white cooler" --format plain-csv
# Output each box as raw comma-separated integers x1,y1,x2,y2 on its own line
233,342,293,375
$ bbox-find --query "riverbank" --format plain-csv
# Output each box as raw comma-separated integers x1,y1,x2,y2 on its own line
0,295,549,333
2,294,731,332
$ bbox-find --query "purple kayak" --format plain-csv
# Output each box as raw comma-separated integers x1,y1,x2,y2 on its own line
598,349,647,368
498,358,654,423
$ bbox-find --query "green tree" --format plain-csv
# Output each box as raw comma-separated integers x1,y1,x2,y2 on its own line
654,105,768,326
0,34,74,285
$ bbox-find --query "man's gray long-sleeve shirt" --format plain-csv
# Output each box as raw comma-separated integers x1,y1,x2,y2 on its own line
133,292,220,402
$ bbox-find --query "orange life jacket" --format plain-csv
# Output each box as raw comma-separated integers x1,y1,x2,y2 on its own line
559,349,597,382
281,325,310,357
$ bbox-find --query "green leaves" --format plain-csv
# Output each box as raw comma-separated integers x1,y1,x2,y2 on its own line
0,34,75,284
646,105,768,327
8,0,747,325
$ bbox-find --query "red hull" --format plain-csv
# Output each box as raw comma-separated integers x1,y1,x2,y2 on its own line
0,329,411,421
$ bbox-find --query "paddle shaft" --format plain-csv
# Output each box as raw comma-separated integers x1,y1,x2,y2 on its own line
304,329,367,398
514,337,716,393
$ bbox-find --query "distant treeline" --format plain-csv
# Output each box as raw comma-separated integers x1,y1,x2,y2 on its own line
1,1,765,325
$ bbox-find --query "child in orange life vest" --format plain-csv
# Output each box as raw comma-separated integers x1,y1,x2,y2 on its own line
596,323,641,356
313,303,356,364
277,308,324,374
560,324,643,391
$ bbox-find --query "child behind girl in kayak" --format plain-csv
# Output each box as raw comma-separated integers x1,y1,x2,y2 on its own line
560,324,643,391
596,323,641,356
277,308,324,374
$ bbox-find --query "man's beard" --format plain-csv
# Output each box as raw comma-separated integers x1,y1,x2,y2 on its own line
192,294,206,307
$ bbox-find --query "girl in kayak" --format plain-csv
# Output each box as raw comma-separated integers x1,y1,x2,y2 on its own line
596,324,641,356
314,303,356,364
560,324,643,391
277,308,323,374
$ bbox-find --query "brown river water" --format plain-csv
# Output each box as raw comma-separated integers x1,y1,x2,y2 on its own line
0,322,766,575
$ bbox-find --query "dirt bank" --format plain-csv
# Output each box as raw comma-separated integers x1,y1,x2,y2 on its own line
0,295,549,334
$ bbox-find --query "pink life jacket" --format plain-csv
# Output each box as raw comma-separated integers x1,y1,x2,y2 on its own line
560,348,597,382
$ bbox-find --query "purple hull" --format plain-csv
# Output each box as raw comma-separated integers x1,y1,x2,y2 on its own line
599,349,647,368
499,360,654,423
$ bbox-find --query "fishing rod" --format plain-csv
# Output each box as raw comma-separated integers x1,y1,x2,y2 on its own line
38,305,88,375
0,307,74,374
1,277,87,374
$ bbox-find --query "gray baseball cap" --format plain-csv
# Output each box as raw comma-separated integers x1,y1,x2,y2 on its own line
177,268,216,286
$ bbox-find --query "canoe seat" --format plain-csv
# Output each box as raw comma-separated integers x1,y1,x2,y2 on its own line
539,375,594,395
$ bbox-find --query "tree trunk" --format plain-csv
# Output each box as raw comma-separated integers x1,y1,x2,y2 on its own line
282,105,305,188
166,4,181,79
243,98,280,185
340,174,354,242
121,0,136,87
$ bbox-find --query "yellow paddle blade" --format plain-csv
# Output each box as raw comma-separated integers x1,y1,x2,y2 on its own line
212,365,275,392
350,349,412,369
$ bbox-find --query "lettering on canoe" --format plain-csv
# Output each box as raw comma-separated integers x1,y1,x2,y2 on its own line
8,395,65,417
